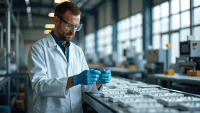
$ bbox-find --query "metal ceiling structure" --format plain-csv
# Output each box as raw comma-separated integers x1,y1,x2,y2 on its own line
0,0,105,30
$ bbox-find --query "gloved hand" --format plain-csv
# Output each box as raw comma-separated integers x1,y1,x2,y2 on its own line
97,68,111,84
73,69,101,86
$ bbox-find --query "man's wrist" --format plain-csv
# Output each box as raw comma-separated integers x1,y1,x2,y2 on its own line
66,76,74,89
96,81,101,89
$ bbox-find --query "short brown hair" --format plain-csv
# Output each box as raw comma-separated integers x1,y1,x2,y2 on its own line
54,2,81,19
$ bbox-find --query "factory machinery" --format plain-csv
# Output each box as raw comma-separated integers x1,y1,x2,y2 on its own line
178,36,200,76
82,77,200,113
144,44,171,74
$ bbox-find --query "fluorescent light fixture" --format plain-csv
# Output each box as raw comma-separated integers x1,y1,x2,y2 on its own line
48,13,54,17
54,0,70,3
27,6,31,13
45,24,55,28
54,0,61,3
25,0,29,5
44,30,52,34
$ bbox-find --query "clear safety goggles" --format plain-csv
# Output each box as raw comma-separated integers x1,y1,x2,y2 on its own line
58,16,82,31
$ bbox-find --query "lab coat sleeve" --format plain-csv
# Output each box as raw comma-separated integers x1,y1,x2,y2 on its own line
80,51,103,93
28,43,69,98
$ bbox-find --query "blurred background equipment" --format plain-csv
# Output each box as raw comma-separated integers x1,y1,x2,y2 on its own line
178,36,200,75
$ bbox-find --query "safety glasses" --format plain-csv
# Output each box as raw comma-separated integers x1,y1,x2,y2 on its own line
57,16,82,31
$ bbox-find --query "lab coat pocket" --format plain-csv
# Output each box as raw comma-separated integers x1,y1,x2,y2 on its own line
76,65,82,75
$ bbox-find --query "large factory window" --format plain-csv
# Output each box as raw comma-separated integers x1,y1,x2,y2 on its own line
131,13,143,59
117,18,130,63
171,33,179,64
180,29,190,42
117,13,143,63
193,1,200,41
153,35,160,49
162,34,169,50
194,27,200,40
152,0,198,64
97,25,113,55
85,33,95,56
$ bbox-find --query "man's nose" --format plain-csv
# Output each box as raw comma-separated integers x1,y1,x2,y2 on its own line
70,27,76,34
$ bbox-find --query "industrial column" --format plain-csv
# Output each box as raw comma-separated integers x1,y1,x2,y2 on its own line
143,0,153,59
112,0,118,66
6,0,11,74
82,18,86,53
0,22,3,49
94,11,98,53
15,12,20,73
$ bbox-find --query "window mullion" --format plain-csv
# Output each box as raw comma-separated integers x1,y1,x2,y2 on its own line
190,0,194,35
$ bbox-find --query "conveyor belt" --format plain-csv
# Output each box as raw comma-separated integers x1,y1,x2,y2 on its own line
82,77,200,113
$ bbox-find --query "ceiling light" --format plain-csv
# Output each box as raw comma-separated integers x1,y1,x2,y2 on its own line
48,13,54,17
54,0,61,3
25,0,29,5
54,0,70,3
44,30,52,34
44,24,55,28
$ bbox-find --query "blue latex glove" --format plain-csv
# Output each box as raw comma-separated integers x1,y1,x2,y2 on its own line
73,69,101,86
98,68,111,84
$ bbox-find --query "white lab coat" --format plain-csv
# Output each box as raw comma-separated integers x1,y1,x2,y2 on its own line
28,33,102,113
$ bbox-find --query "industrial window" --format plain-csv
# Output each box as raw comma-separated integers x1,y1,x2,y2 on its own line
85,33,95,56
193,0,200,41
117,18,130,63
117,13,143,64
131,13,143,55
97,25,113,56
152,0,200,64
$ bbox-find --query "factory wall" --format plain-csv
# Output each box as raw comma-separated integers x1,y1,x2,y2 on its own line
98,2,106,29
132,0,143,14
154,0,168,6
86,16,94,34
23,29,47,41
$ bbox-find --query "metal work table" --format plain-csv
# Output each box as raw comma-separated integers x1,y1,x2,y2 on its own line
0,77,11,106
148,73,200,94
0,77,10,87
82,92,121,113
82,77,200,113
89,66,147,79
0,74,29,113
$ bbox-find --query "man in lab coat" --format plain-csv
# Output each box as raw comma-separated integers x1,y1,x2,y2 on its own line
28,2,111,113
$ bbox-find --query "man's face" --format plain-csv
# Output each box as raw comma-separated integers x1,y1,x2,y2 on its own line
57,11,80,42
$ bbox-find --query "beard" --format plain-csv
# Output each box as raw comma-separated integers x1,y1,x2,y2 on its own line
58,26,75,42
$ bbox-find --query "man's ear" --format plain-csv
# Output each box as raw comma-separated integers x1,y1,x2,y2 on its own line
54,16,59,24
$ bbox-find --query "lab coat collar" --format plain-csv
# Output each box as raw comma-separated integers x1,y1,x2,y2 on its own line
46,32,74,49
46,33,57,47
46,32,75,63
